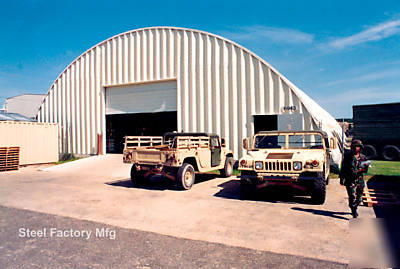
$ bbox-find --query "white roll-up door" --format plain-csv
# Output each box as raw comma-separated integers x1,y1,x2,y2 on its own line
105,80,177,115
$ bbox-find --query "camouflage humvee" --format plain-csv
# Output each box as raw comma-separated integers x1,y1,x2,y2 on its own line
123,132,234,190
239,130,337,204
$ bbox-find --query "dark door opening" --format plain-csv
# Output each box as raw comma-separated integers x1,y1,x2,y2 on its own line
106,111,177,153
253,115,277,134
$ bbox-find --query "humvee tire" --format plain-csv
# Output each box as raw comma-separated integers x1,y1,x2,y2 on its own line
130,165,146,186
220,157,234,177
322,167,329,185
177,163,195,190
311,177,326,204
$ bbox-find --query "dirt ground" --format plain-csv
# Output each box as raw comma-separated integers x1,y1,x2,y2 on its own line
0,154,377,264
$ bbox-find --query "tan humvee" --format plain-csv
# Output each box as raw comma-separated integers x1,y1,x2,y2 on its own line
123,132,234,190
239,130,337,204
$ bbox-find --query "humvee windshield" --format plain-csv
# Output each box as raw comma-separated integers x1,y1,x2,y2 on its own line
164,135,178,148
254,135,286,149
254,134,324,149
288,134,323,149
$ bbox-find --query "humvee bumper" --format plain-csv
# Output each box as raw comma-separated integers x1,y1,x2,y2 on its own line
135,164,177,180
240,173,321,181
240,174,298,181
240,174,316,192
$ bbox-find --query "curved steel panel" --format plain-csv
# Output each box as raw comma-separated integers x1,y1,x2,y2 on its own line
37,27,342,163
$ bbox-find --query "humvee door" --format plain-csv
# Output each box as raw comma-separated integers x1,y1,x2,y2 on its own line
210,136,221,167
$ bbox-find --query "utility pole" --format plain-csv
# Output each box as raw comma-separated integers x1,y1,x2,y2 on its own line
341,118,345,164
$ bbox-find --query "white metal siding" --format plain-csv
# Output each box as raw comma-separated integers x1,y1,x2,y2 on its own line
0,121,58,165
37,27,343,163
105,80,177,115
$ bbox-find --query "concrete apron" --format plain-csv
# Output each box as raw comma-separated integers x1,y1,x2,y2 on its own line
0,154,376,264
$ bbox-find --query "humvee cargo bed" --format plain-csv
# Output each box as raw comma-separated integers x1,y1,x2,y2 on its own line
123,132,234,190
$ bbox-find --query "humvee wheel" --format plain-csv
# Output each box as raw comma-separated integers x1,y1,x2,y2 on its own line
311,177,326,204
130,165,146,186
220,157,234,177
323,166,330,185
177,163,195,190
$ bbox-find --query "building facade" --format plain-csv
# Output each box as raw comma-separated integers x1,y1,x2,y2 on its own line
37,27,343,163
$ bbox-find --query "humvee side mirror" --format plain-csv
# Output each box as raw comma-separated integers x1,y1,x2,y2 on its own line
221,138,226,147
330,137,337,149
243,138,249,150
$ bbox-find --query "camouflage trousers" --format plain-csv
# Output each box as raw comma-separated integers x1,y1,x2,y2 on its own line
345,178,365,209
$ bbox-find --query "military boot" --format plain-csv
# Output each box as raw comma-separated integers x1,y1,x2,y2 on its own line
351,207,358,218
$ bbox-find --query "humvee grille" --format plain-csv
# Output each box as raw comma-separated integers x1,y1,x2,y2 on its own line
265,161,292,171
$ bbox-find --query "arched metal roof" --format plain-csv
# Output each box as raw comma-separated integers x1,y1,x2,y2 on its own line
37,26,343,163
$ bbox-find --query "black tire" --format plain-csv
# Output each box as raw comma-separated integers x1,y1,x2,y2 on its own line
177,163,195,190
322,166,330,185
363,144,377,160
220,157,234,177
311,177,326,205
382,145,400,161
130,165,146,186
240,180,254,200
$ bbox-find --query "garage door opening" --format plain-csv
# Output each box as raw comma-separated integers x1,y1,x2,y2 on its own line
105,80,178,153
253,114,304,134
106,111,177,153
254,115,278,134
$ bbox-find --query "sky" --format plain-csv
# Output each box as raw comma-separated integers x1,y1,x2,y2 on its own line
0,0,399,118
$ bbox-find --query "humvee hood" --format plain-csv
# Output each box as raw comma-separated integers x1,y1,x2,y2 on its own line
245,149,325,161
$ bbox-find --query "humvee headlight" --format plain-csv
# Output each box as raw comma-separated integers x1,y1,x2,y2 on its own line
240,159,253,168
293,161,302,171
255,161,263,170
305,160,319,168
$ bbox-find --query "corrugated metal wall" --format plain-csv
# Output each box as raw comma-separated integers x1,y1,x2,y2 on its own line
37,27,341,161
0,121,58,165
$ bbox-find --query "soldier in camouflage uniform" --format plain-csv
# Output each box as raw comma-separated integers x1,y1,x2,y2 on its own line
340,140,368,218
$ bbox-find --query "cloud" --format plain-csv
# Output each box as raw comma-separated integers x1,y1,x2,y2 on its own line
318,87,399,104
223,25,314,44
325,18,400,50
321,68,400,87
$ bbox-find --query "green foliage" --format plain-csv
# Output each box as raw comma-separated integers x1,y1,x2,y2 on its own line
56,153,79,164
366,161,400,177
232,168,241,176
60,153,75,161
209,168,240,176
331,161,400,181
329,173,339,179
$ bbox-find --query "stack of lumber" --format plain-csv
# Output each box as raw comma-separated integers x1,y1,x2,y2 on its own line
0,147,20,172
362,188,400,207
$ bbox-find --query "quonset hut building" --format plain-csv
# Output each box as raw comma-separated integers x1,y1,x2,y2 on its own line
37,27,343,164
